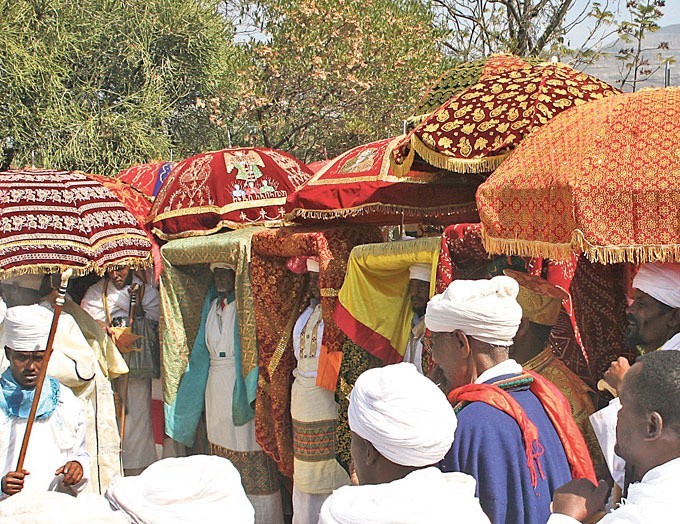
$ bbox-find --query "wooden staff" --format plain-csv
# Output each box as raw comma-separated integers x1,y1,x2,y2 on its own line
118,283,139,449
15,269,73,472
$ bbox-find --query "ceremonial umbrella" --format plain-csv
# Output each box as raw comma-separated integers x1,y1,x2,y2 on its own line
117,161,174,199
148,147,313,240
477,87,680,264
0,169,152,278
393,61,620,176
285,136,481,226
409,54,543,126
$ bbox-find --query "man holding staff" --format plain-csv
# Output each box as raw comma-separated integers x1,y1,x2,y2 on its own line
0,305,89,498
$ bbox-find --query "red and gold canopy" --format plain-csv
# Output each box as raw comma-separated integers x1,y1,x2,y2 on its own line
117,161,174,199
394,62,620,175
477,87,680,264
148,148,313,240
286,137,481,226
0,169,152,277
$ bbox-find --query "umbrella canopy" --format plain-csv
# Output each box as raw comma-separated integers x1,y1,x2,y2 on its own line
409,54,543,125
117,161,174,198
477,87,680,264
393,61,620,176
148,148,313,240
0,169,152,277
285,136,481,226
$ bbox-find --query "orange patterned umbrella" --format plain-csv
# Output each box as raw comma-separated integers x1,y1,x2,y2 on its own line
393,62,620,176
477,87,680,264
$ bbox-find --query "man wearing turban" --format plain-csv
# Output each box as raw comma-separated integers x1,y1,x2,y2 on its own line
425,276,596,524
1,305,89,499
590,262,680,491
403,264,431,374
319,362,489,524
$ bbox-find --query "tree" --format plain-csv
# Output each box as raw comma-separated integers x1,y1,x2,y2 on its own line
234,0,452,161
0,0,240,174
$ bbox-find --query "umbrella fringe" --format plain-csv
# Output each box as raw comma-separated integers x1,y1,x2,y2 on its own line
0,254,153,280
482,228,680,264
411,135,508,174
287,202,478,221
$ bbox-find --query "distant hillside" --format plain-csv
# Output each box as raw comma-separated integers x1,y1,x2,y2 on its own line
581,24,679,90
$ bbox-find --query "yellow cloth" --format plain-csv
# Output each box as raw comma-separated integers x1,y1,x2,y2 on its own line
523,345,608,480
338,237,439,359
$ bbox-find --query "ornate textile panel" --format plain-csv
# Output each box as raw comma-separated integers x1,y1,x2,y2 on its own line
210,443,280,495
292,419,337,462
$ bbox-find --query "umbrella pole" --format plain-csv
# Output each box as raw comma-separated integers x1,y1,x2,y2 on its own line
118,284,139,452
15,269,73,472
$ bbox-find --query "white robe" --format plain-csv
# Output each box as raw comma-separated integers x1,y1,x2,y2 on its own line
204,297,283,524
319,467,490,524
547,457,680,523
81,276,159,471
0,383,90,500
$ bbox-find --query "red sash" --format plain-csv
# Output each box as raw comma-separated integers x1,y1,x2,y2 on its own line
448,370,597,487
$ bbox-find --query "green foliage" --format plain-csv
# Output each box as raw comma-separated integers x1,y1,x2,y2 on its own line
0,0,239,174
235,0,452,161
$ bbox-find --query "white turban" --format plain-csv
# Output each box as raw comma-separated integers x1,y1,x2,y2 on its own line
425,276,522,347
306,258,320,273
319,468,490,524
209,262,234,272
1,273,45,291
348,362,456,467
633,263,680,309
106,456,254,524
3,305,51,352
409,263,431,283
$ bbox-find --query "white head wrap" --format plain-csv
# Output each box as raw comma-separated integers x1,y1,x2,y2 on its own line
3,305,51,352
318,468,490,524
306,258,320,273
209,262,234,272
1,273,45,291
348,362,456,467
409,263,431,283
105,456,254,524
633,263,680,309
425,276,522,346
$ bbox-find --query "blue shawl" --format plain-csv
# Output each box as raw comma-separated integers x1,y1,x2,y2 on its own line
0,368,60,420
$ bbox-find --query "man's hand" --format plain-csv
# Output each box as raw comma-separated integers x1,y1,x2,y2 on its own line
604,357,631,393
1,469,29,496
55,461,83,486
552,478,609,522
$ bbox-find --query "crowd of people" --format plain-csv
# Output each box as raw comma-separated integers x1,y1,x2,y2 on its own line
0,251,679,523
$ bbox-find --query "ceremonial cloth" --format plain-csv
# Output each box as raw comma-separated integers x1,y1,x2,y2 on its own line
335,237,439,364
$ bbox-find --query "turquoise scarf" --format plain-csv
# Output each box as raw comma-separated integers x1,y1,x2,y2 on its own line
0,368,60,420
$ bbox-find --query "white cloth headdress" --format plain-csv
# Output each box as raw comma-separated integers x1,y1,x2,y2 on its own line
3,305,52,352
209,262,234,272
425,276,522,346
633,263,680,309
348,362,456,467
408,263,431,283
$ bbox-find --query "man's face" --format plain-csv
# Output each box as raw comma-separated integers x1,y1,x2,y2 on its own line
107,267,131,290
615,363,646,467
213,268,235,294
350,430,374,485
426,330,472,391
626,289,673,349
309,272,320,301
409,279,429,317
5,348,45,389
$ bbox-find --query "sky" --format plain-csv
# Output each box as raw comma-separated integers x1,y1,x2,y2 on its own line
565,0,680,49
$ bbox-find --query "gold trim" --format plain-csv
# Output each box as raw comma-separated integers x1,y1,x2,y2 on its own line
287,201,477,221
150,196,288,223
0,253,153,279
481,227,680,264
151,218,288,241
320,288,339,297
268,292,306,378
410,135,509,174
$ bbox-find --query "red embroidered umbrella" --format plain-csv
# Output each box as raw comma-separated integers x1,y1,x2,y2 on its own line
148,148,313,240
0,169,153,278
393,62,620,176
285,137,481,226
117,161,174,199
477,87,680,264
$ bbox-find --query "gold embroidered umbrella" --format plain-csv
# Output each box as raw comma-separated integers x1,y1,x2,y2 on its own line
477,87,680,264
